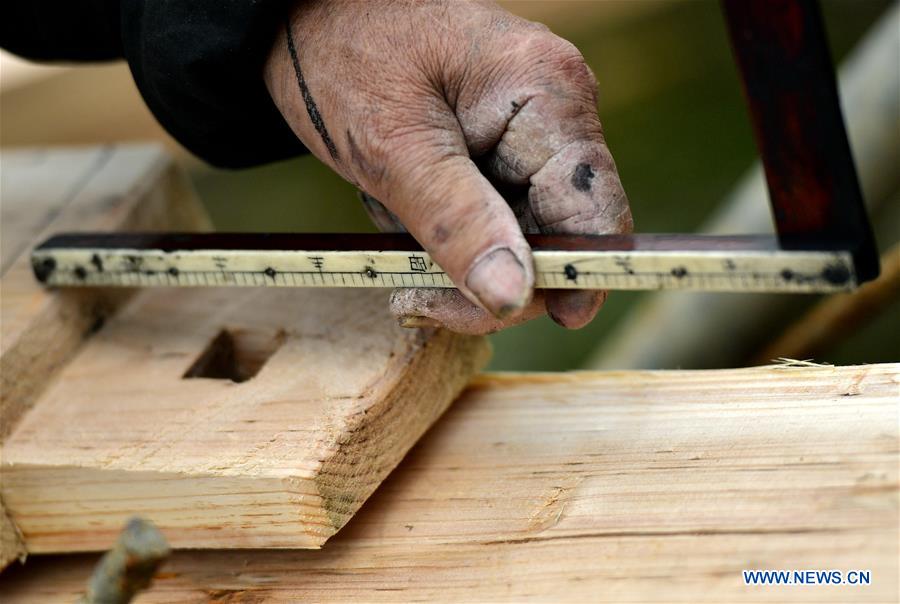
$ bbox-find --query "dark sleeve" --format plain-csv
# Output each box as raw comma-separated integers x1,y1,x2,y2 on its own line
1,1,306,169
0,1,122,60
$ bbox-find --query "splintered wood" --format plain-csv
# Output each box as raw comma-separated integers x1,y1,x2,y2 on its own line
2,364,897,602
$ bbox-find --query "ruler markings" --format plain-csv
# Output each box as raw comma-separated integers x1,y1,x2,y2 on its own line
31,244,857,293
44,269,848,291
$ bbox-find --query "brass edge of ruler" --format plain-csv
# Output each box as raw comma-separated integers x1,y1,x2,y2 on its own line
31,247,857,293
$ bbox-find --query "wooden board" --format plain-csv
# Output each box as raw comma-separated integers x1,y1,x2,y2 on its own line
1,145,211,439
2,364,896,602
1,287,488,552
0,145,490,558
0,499,24,569
0,144,211,568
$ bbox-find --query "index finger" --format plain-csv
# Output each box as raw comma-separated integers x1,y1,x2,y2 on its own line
468,34,632,326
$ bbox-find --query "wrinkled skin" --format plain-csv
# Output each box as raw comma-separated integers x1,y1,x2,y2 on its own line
264,0,632,335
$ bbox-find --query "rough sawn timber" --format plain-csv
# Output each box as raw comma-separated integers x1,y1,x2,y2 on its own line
1,282,489,555
0,144,490,557
2,364,897,603
0,144,211,568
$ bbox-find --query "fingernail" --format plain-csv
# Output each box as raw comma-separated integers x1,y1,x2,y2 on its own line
547,290,606,329
465,247,531,318
398,315,442,329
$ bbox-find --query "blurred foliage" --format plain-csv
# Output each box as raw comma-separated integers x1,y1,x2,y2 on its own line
192,0,895,371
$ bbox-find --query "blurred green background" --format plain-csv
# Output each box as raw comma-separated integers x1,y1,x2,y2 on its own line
3,0,894,371
191,0,896,370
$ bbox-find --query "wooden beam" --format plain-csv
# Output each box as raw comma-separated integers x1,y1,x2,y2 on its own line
0,144,211,569
2,364,896,602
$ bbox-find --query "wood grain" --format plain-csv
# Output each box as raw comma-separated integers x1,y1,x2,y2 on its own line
0,144,211,569
0,145,489,557
1,285,488,552
2,364,896,602
0,496,25,569
1,144,211,439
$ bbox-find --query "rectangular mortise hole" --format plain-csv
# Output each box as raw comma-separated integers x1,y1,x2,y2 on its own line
183,328,285,383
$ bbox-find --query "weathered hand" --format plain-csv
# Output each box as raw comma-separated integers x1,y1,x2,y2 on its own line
264,0,632,334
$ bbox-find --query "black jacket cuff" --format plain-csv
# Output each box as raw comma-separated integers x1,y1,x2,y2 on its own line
120,0,306,168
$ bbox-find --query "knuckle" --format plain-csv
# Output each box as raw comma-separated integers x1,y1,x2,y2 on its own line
350,101,459,191
545,39,598,95
359,97,461,158
346,124,389,187
380,120,446,149
487,31,598,109
522,33,594,86
406,188,473,237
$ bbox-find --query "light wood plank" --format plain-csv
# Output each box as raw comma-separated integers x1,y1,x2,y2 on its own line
1,144,212,439
1,285,489,552
2,364,896,602
0,495,25,569
0,145,490,557
1,147,108,274
0,144,211,569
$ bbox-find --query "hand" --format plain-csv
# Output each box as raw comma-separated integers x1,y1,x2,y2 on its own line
264,0,632,335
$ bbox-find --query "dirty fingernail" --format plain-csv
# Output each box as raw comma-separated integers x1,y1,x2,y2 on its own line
547,290,607,329
465,247,531,318
398,315,442,329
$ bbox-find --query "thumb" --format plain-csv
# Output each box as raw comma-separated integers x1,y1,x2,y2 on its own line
360,125,534,318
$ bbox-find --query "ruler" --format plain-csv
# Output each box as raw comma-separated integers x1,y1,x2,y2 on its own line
31,232,856,293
